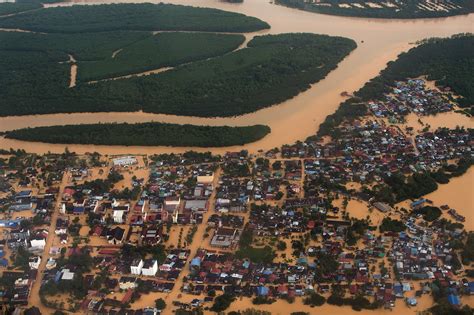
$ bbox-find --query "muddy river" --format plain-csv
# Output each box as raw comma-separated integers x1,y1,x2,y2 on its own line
0,0,472,154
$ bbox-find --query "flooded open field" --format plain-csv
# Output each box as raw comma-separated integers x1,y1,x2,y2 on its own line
0,0,472,154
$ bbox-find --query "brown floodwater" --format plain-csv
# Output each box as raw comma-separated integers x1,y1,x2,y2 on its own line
425,167,474,231
1,0,473,154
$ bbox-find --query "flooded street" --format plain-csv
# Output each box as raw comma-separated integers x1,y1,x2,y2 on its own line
0,0,472,154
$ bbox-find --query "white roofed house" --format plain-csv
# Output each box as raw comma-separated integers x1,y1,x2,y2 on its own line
112,156,138,167
112,204,129,224
197,172,214,184
30,236,46,251
130,259,144,275
164,197,181,224
141,259,158,277
29,256,41,270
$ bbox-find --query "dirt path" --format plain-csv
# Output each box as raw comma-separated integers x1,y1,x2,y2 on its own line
68,54,77,88
27,171,68,313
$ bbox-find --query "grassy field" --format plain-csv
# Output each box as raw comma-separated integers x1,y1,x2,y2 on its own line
77,32,245,82
5,123,271,147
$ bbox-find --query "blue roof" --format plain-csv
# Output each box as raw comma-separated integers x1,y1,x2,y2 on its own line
447,294,460,306
468,282,474,292
15,190,32,197
73,206,85,213
190,257,201,267
411,199,426,207
257,286,269,296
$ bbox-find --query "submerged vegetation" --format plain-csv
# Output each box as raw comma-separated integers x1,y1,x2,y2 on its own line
5,123,271,147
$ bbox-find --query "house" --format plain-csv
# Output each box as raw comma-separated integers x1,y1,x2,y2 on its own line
373,202,392,213
142,260,158,277
106,226,125,245
30,237,46,250
61,269,75,281
28,256,41,270
113,156,138,167
112,204,129,224
119,276,137,290
184,200,208,213
130,259,143,275
410,199,427,210
197,173,214,184
164,197,180,212
210,228,240,249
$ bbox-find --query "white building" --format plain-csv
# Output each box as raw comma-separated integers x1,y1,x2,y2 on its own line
130,259,143,275
112,156,138,167
29,256,41,270
61,269,75,280
141,260,158,277
197,173,214,184
113,209,126,224
30,238,46,250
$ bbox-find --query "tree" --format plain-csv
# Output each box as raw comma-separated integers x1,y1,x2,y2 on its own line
155,298,166,310
210,293,235,312
276,240,287,251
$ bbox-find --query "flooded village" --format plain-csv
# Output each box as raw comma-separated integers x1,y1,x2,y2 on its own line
0,0,473,313
0,75,472,315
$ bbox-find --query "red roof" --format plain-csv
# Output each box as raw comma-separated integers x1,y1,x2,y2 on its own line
121,289,133,303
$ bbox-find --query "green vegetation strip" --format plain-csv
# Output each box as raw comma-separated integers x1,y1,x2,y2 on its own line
5,123,271,147
0,3,270,33
276,0,474,19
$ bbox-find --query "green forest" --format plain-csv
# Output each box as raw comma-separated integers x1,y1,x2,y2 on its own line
0,2,41,16
0,31,356,116
5,123,271,147
0,3,269,33
0,30,152,61
276,0,474,19
78,32,245,82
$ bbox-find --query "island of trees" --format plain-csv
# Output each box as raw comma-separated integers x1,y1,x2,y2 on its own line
0,24,356,117
276,0,474,19
0,3,269,33
4,123,271,147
